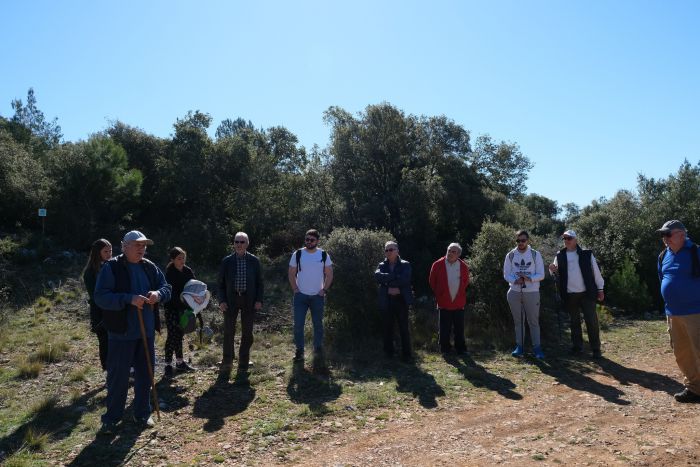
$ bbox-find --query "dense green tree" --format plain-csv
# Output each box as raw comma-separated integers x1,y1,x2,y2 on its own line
469,134,533,199
8,88,62,152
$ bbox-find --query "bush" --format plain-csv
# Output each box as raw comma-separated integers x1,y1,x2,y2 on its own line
324,227,394,349
465,221,514,346
607,257,652,313
596,304,614,330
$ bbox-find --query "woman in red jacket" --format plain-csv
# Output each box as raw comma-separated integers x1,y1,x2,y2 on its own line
429,243,470,355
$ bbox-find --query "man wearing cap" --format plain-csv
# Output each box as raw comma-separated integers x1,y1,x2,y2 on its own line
94,230,171,432
657,220,700,403
549,230,605,358
217,232,264,374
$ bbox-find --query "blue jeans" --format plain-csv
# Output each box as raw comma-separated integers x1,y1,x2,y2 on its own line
102,337,154,424
293,292,324,351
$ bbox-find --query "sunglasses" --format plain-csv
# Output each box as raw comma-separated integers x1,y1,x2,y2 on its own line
385,248,396,252
304,237,318,242
563,237,574,241
234,240,247,244
516,239,528,243
662,231,679,238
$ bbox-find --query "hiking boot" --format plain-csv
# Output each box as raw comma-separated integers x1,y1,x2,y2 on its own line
133,415,156,428
176,361,196,372
98,421,117,435
533,346,545,359
674,388,700,403
293,349,304,362
163,365,174,377
511,345,524,357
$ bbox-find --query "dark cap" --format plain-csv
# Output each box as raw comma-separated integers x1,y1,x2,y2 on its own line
656,220,686,234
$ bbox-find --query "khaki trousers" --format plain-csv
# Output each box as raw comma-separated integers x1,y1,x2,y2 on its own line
668,313,700,394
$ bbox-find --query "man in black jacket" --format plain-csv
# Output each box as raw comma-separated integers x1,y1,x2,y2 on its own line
549,230,605,358
217,232,264,374
95,230,171,433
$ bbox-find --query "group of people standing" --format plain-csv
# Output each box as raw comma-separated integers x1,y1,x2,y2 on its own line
83,219,700,433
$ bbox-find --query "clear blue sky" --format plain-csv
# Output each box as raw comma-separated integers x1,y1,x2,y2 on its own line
2,1,698,208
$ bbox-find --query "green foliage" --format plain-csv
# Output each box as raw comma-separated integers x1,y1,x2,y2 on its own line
324,227,394,348
607,257,652,312
470,134,533,199
465,221,514,344
17,359,43,379
596,304,614,330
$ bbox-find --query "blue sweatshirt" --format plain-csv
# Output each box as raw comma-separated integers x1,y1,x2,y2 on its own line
659,238,700,316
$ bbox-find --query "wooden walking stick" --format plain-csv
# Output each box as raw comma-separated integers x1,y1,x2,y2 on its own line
136,304,161,421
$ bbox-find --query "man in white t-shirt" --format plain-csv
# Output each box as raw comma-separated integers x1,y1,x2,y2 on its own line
549,230,605,358
288,229,334,362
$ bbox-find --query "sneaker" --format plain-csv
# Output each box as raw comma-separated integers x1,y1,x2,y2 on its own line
133,415,156,428
293,349,304,362
533,346,545,359
175,361,196,372
98,421,117,435
674,388,700,403
511,345,524,357
164,365,174,377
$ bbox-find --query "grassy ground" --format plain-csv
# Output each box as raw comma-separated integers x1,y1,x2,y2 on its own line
0,277,671,466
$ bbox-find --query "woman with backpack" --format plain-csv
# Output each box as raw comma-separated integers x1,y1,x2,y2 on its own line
163,247,196,376
82,238,113,371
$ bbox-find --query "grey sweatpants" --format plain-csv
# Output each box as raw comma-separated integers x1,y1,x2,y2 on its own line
507,289,541,348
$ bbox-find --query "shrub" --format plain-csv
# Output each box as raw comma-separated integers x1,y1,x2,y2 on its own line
607,257,652,313
17,359,43,379
596,304,614,330
323,227,394,349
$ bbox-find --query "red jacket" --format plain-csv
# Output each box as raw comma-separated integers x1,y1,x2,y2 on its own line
429,256,470,310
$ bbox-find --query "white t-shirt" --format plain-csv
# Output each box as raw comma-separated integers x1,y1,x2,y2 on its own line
289,249,333,295
552,250,604,293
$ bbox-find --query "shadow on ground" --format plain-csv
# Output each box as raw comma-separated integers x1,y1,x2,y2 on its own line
192,370,255,432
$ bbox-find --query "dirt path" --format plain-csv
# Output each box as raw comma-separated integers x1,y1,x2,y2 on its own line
262,352,700,466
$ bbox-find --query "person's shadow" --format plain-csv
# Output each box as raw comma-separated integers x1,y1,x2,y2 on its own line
389,358,446,408
68,422,154,467
287,361,342,414
192,370,255,432
596,357,683,395
0,386,104,464
534,357,630,405
444,354,523,400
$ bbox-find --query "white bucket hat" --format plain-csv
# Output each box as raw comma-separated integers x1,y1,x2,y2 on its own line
180,279,210,314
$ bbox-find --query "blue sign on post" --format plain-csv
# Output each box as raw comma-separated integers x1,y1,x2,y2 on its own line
38,208,47,217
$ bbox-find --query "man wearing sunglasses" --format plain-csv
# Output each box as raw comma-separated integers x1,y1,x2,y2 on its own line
503,230,545,359
549,230,605,358
374,241,413,360
657,220,700,403
217,232,264,374
288,229,334,362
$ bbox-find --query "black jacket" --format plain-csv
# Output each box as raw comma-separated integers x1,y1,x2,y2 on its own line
218,251,264,309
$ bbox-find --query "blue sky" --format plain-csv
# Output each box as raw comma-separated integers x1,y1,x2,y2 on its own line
2,1,698,208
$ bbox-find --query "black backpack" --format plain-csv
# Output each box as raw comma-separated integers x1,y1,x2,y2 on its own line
658,243,700,277
295,248,327,274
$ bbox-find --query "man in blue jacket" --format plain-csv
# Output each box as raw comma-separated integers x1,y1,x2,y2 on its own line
95,230,172,432
374,241,413,360
657,220,700,403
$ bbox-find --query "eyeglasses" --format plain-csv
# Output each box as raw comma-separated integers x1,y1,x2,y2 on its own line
304,237,318,242
234,240,246,244
563,237,574,241
516,239,528,243
448,250,459,254
385,248,396,252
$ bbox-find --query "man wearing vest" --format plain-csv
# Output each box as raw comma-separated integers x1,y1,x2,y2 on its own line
218,232,264,375
503,230,546,359
288,229,334,362
549,230,605,358
94,230,171,433
429,243,470,355
374,241,414,360
657,219,700,403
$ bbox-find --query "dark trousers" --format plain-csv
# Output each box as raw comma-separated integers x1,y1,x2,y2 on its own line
382,296,411,357
102,337,154,424
94,326,108,371
164,308,184,363
223,294,254,365
565,292,600,351
439,308,466,353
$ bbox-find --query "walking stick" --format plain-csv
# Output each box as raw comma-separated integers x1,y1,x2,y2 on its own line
520,280,526,351
136,304,161,421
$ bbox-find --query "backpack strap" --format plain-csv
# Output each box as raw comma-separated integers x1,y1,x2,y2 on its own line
295,249,302,274
692,243,700,278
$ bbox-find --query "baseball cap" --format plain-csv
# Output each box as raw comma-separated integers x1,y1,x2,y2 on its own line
122,230,154,245
562,230,577,239
656,220,686,234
